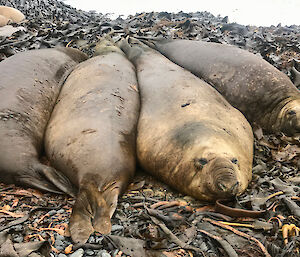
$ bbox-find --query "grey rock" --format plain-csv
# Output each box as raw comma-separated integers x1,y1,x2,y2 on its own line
70,249,84,257
111,225,123,232
96,250,111,257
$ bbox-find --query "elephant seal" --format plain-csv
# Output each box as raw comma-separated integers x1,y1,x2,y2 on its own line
120,37,253,202
0,47,88,195
0,6,25,26
45,40,140,243
142,39,300,136
0,15,9,27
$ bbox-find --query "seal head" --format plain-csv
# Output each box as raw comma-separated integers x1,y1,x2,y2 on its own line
170,123,251,201
277,99,300,136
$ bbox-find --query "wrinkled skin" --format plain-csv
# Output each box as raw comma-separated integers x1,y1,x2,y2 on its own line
145,39,300,136
0,47,87,195
120,38,253,202
0,6,25,26
45,40,140,243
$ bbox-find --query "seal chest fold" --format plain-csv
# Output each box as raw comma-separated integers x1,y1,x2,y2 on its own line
120,37,253,202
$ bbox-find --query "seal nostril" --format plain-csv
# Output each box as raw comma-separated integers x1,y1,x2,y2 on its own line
217,182,227,192
231,158,238,164
231,181,239,193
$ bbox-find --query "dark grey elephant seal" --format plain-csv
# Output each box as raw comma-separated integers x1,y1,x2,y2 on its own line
120,37,253,202
0,47,88,195
45,40,140,243
143,39,300,136
0,6,25,26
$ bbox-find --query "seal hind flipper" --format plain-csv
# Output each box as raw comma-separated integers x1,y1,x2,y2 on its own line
33,163,76,197
17,163,75,196
69,184,113,243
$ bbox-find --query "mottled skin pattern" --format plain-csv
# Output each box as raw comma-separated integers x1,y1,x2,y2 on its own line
147,39,300,136
120,38,253,202
45,41,140,243
0,6,25,26
0,48,87,195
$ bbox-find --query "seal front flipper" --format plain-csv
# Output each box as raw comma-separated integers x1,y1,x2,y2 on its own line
69,183,116,243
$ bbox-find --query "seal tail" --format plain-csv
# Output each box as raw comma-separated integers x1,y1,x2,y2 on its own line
18,163,76,197
69,182,120,243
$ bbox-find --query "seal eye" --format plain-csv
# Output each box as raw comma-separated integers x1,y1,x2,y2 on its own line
194,158,208,170
199,158,208,165
231,158,238,164
288,110,296,116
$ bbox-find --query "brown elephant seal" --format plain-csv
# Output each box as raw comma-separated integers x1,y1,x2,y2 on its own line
119,37,253,202
0,6,25,26
45,40,140,243
0,47,88,195
142,39,300,136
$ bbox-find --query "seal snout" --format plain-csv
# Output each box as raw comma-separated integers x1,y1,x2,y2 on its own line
208,157,241,198
215,178,240,195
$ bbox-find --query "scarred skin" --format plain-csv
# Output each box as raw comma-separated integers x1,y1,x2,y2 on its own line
45,40,140,243
0,6,25,26
120,38,254,202
145,39,300,136
0,47,87,195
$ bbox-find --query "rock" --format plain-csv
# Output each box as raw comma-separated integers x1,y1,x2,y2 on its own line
96,250,111,257
69,249,84,257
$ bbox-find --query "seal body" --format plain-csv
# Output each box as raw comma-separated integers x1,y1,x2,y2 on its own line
147,39,300,136
45,41,140,243
120,38,253,202
0,6,25,26
0,47,88,195
0,15,9,27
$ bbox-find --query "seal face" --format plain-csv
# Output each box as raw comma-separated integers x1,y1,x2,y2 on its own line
148,39,300,136
120,38,253,202
45,40,140,243
0,6,25,26
0,47,87,195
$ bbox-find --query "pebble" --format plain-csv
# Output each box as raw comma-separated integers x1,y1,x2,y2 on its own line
85,249,94,255
47,210,57,216
12,234,23,243
12,225,23,232
96,250,111,257
111,224,123,232
69,249,84,257
57,209,65,214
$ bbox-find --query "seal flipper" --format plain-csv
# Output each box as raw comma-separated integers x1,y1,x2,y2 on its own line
69,184,113,243
17,174,65,195
69,182,121,243
17,163,76,196
32,163,76,197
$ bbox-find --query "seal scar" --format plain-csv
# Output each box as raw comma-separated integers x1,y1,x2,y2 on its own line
81,129,97,134
181,103,190,108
